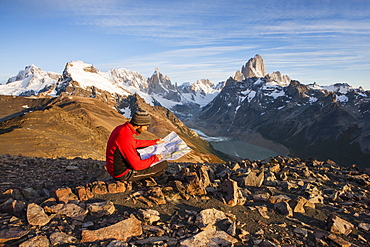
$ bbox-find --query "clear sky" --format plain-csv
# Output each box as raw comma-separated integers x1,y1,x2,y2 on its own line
1,0,369,89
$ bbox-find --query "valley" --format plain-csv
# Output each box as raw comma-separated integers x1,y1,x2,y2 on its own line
189,128,288,161
211,140,278,161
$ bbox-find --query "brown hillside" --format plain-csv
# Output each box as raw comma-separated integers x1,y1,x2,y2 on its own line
0,95,227,163
0,96,123,160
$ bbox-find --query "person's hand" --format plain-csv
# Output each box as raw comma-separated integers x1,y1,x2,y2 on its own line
156,154,163,160
156,138,165,144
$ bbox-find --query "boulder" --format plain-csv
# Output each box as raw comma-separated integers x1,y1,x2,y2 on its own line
26,203,51,226
87,201,115,217
195,208,230,230
327,215,354,236
45,203,88,221
106,180,127,193
243,170,264,187
75,185,93,201
54,187,78,203
81,215,142,242
90,181,108,194
49,232,77,246
274,201,293,217
221,179,246,206
179,227,238,247
138,209,161,224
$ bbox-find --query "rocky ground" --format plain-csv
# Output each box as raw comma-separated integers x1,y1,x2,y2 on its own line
1,154,370,246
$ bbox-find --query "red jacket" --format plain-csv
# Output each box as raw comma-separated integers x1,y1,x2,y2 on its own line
106,122,159,178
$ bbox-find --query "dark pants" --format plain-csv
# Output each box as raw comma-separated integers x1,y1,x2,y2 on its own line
115,160,168,182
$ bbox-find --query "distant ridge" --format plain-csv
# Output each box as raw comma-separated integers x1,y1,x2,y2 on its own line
1,56,369,166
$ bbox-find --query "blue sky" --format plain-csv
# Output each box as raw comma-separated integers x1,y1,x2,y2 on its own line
1,0,370,89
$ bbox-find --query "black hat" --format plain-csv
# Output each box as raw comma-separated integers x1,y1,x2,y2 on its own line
130,109,151,126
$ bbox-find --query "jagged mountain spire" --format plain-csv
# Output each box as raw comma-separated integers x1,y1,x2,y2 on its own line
241,54,267,78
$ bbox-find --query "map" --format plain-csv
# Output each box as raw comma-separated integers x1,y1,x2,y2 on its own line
138,131,192,166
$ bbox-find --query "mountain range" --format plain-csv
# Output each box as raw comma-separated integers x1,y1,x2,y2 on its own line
0,55,369,167
199,55,370,167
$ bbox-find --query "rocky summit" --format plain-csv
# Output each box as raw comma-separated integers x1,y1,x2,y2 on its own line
1,154,370,246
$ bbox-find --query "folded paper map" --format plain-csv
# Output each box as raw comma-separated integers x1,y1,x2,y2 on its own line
138,131,192,166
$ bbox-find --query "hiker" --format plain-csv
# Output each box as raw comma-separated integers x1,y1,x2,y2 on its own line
106,109,168,182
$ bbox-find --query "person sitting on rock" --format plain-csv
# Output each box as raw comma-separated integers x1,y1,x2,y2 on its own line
106,109,168,182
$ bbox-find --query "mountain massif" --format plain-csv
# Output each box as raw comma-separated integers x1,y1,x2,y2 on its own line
0,55,369,167
199,55,370,167
0,61,226,163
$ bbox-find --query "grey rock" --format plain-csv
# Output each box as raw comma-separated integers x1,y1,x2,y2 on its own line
252,193,270,202
138,209,161,224
264,170,278,186
274,201,293,217
258,239,280,247
107,240,129,247
87,201,115,217
327,215,354,236
22,187,40,198
179,228,238,247
293,227,310,237
195,208,230,231
221,179,246,206
359,222,370,231
49,231,77,246
65,165,79,171
269,194,291,203
2,188,24,200
243,170,264,187
46,203,87,221
82,221,94,228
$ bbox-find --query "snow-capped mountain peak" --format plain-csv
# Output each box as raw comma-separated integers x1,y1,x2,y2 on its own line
0,60,222,112
1,56,367,118
106,68,148,91
307,82,359,94
1,65,61,96
179,79,219,95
